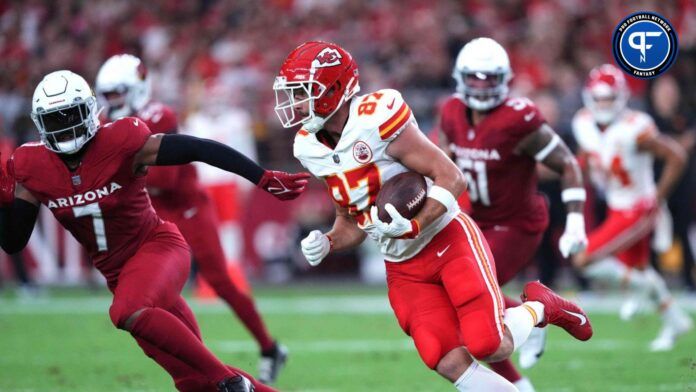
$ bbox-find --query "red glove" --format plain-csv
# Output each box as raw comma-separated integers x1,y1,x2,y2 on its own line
257,170,311,201
0,155,15,206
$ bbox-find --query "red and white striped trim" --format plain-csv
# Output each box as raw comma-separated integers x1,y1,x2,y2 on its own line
454,213,505,339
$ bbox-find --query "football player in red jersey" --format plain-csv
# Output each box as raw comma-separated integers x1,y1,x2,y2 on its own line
278,41,592,391
438,38,589,388
0,70,310,392
95,54,287,384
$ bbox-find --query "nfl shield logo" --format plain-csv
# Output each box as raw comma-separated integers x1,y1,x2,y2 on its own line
71,175,81,186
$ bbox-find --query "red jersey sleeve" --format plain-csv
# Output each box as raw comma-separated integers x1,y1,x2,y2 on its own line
501,97,546,138
10,142,45,185
139,102,178,135
438,96,463,144
104,117,152,157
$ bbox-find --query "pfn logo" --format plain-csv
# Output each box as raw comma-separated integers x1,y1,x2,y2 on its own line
612,12,678,79
628,31,662,63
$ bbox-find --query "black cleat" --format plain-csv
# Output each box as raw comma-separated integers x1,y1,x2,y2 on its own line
217,375,254,392
258,343,288,384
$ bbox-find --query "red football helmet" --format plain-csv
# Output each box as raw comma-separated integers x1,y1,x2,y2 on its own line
582,64,628,125
274,41,360,133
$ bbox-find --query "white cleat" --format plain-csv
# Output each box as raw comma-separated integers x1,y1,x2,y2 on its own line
518,327,547,369
513,377,536,392
650,306,693,352
619,297,641,321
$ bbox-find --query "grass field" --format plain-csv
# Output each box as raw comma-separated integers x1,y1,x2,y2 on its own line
0,285,695,392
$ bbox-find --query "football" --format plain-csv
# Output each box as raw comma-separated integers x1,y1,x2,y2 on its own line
374,171,427,223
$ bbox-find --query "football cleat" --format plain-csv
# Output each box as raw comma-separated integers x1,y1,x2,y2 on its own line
217,375,255,392
258,343,288,385
650,305,693,352
521,281,593,341
518,327,547,369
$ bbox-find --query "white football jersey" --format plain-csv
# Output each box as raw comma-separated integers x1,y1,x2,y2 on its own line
294,89,459,262
572,108,657,210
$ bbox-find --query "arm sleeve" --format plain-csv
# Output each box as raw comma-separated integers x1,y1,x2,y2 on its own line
155,134,265,185
0,198,39,254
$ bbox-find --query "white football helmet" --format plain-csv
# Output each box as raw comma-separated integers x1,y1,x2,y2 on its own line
452,37,512,111
582,64,628,125
95,54,151,121
31,70,100,155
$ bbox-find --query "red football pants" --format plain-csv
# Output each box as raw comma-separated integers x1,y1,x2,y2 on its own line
386,213,506,369
106,223,273,391
586,205,657,268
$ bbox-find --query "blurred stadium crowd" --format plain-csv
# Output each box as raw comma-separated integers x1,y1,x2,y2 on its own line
0,0,694,290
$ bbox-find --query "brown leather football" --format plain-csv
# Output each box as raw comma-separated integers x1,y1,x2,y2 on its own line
374,171,427,223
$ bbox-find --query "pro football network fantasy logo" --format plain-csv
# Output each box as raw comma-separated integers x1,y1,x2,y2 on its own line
612,11,678,79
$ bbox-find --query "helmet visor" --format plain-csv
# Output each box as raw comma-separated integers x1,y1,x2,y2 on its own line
462,72,506,100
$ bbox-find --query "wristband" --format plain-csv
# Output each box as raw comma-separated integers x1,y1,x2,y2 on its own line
561,188,587,203
427,185,457,213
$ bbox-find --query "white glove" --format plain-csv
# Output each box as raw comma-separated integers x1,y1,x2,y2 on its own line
370,204,419,239
301,230,332,266
558,212,588,258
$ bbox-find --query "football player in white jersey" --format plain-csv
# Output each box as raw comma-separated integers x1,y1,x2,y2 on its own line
274,41,594,391
572,64,692,351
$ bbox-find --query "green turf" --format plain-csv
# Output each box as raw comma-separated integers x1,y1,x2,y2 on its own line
0,286,694,391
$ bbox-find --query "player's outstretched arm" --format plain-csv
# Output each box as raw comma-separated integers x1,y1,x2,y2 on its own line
638,132,686,202
301,205,366,266
0,157,40,254
133,133,310,201
517,124,587,257
385,123,466,232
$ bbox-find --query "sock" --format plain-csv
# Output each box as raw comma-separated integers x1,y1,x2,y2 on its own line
129,307,232,384
454,361,518,391
644,267,672,307
213,282,276,352
503,301,544,350
488,359,522,383
514,377,536,392
584,257,650,289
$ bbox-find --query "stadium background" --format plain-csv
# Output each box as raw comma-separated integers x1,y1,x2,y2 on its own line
0,1,695,391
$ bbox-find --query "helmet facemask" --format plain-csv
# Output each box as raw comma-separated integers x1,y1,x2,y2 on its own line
582,85,628,125
97,85,132,120
453,70,510,111
273,77,328,133
32,96,100,155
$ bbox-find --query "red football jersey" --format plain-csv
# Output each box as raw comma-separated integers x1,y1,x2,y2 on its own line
137,102,207,216
440,96,549,232
12,118,160,277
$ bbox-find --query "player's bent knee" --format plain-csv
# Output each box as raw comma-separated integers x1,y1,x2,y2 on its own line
109,301,148,330
483,334,513,362
467,334,502,361
411,325,460,370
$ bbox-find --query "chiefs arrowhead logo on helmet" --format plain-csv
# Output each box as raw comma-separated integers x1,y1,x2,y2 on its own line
312,48,343,68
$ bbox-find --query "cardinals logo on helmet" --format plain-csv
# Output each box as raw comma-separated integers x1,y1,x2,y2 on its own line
312,48,343,68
